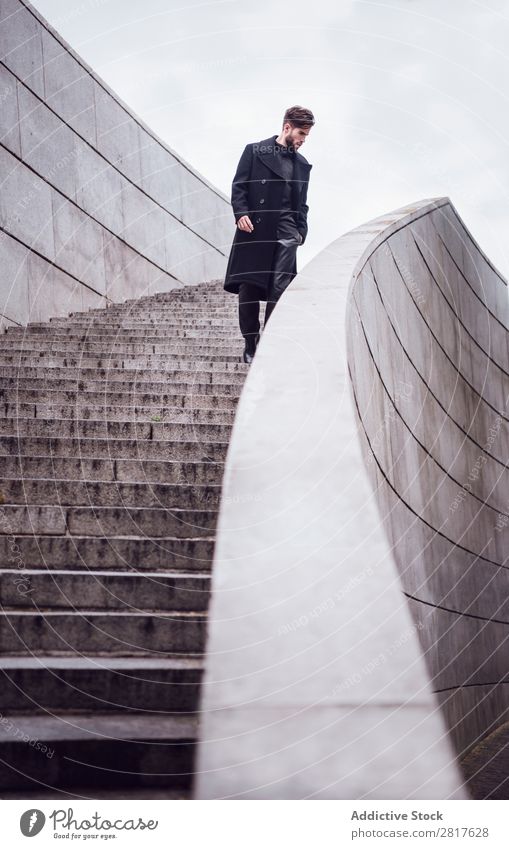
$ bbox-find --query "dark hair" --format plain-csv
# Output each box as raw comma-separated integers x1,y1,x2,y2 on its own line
283,105,315,129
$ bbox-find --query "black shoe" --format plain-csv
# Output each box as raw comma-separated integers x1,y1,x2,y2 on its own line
242,332,260,364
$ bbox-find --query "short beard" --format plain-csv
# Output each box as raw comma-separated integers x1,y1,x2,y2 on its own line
283,132,296,152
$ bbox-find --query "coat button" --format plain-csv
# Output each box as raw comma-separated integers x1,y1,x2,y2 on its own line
255,217,261,223
259,198,264,204
261,179,266,184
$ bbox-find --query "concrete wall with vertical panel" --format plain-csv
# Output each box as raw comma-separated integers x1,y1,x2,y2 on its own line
0,0,231,331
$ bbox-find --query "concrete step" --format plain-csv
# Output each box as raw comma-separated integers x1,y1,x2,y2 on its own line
0,478,221,511
0,376,242,395
86,294,228,303
0,712,198,791
0,338,242,353
0,277,239,794
0,350,240,366
24,310,236,320
62,305,231,314
66,294,227,303
43,323,235,332
1,403,235,424
0,455,224,484
0,388,238,410
69,294,227,302
3,319,239,329
4,312,239,332
0,416,232,440
4,327,239,340
0,609,207,655
58,320,237,330
0,436,228,461
0,569,210,611
62,297,227,309
0,788,191,799
0,359,249,374
0,353,243,366
10,330,238,340
47,302,234,313
0,534,214,570
0,478,221,510
0,505,217,537
0,656,203,713
75,338,235,350
19,302,232,310
0,366,246,385
5,318,237,330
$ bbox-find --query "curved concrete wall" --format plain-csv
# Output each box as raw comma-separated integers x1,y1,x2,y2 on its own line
0,0,231,331
348,198,509,763
195,197,477,799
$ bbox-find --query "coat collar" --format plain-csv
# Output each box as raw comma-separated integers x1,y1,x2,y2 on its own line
253,135,312,180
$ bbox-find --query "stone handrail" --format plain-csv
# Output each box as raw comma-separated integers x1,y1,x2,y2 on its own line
193,196,508,798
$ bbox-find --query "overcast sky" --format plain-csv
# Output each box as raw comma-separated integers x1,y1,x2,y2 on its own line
33,0,509,275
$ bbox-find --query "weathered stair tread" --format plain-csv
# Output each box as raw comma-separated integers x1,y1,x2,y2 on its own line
0,361,248,375
1,399,238,414
0,712,199,741
0,455,225,483
0,713,198,791
0,478,221,510
0,379,241,395
0,534,215,569
0,387,240,403
0,655,204,713
0,436,229,459
1,326,239,335
0,568,211,610
0,787,191,799
0,279,247,793
0,364,247,377
0,348,244,362
3,403,234,421
0,504,219,537
0,655,203,671
0,417,232,439
1,608,208,618
0,609,208,656
0,342,241,354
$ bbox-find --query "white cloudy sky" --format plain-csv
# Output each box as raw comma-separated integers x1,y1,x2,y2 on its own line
33,0,509,274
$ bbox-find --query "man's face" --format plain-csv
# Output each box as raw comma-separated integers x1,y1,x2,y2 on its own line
283,123,312,149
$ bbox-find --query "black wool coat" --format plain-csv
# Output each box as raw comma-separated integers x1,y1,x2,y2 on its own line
223,135,312,299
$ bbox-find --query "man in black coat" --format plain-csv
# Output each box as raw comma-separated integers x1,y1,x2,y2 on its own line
223,105,314,363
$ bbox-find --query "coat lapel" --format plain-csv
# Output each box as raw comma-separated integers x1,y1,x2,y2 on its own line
253,135,312,182
253,136,286,179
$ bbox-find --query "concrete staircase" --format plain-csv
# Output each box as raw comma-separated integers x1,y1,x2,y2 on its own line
0,279,248,798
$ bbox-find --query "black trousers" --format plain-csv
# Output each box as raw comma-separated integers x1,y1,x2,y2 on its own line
238,216,302,340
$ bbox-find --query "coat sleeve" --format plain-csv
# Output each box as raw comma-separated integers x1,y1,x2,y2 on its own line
231,143,253,223
296,171,311,245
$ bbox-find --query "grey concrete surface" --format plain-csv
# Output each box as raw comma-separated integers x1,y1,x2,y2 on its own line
0,0,232,331
2,0,505,804
195,198,478,799
0,278,248,795
348,200,509,771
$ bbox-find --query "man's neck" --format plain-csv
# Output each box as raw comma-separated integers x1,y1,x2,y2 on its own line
275,133,296,153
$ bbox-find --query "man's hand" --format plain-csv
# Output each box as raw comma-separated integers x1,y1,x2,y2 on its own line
237,215,254,233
